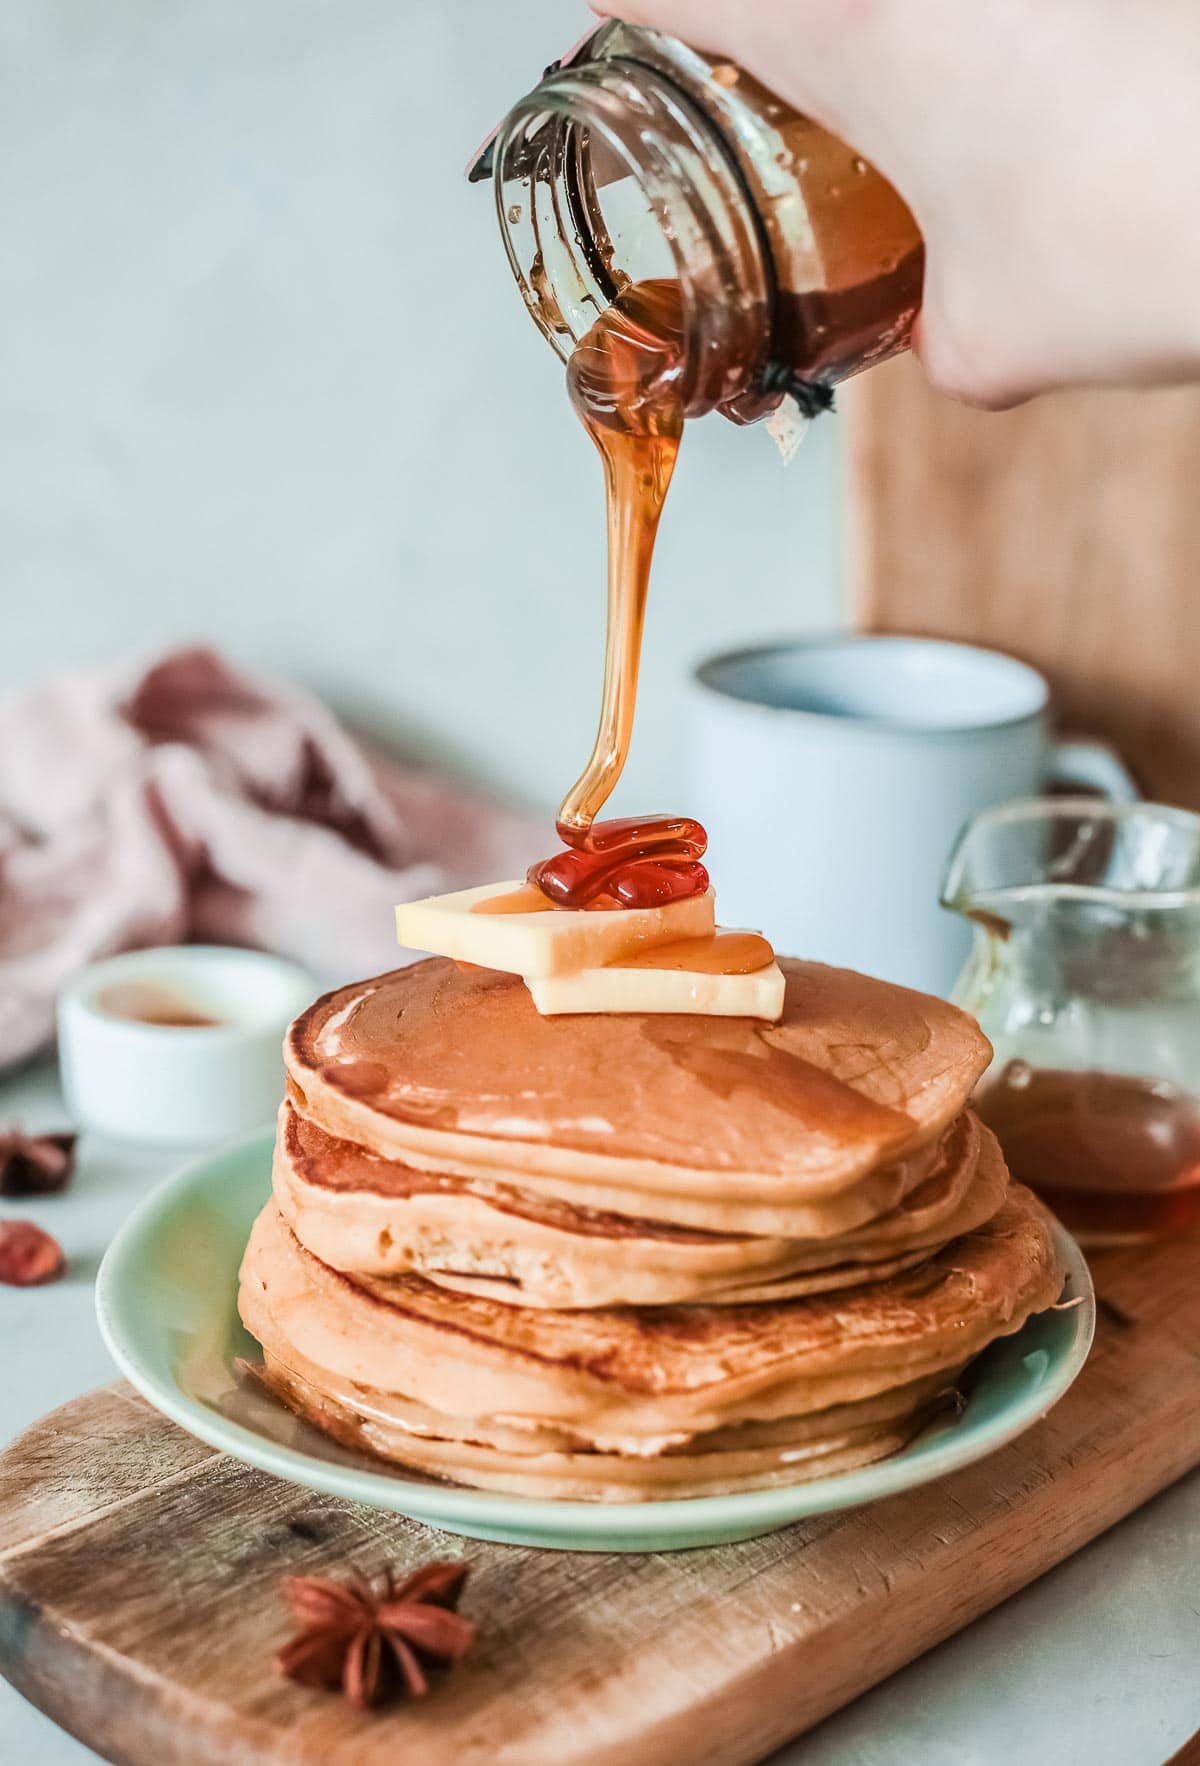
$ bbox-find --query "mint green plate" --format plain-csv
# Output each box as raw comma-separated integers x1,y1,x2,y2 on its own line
96,1132,1094,1552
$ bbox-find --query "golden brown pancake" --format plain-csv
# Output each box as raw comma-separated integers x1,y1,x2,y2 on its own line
285,957,992,1227
274,1101,1008,1308
238,1186,1063,1498
253,1352,953,1499
237,952,1069,1503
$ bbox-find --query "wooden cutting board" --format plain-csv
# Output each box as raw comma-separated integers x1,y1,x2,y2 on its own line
2,1235,1199,1766
844,359,1200,809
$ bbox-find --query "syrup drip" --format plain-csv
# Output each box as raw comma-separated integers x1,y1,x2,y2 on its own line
613,931,774,975
529,814,708,911
471,883,621,915
471,884,559,916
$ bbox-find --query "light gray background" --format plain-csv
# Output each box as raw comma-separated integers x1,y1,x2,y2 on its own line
0,0,840,818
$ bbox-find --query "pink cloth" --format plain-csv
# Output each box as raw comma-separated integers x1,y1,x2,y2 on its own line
0,647,538,1067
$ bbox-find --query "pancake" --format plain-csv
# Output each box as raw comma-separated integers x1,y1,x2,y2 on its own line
285,959,992,1220
251,1354,953,1459
238,1185,1063,1497
253,1352,954,1499
240,951,1064,1503
284,1071,953,1237
274,1101,1009,1308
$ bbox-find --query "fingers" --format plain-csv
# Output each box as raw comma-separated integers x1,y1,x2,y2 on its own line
913,313,1034,412
584,2,922,167
586,1,822,81
588,0,739,38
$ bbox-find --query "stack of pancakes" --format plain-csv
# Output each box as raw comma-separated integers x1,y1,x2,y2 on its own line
239,957,1064,1500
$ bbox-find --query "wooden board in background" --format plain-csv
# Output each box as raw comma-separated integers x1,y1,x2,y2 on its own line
844,358,1200,808
2,1236,1200,1766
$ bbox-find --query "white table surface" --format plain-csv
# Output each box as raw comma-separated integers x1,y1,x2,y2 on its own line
2,1056,1197,1766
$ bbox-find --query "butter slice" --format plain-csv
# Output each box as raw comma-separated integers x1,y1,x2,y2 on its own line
526,960,785,1020
396,881,716,978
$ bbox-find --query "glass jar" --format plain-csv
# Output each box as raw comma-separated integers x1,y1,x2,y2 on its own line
942,799,1200,1246
469,23,923,423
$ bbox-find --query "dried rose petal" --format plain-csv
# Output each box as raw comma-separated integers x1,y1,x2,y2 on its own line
0,1219,66,1286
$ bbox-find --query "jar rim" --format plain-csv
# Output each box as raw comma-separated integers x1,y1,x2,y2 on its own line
489,58,773,415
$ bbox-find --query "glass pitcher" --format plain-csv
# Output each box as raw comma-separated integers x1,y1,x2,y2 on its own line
942,798,1200,1246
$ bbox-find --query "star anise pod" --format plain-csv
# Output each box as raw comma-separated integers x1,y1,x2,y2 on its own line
0,1129,77,1198
278,1561,475,1708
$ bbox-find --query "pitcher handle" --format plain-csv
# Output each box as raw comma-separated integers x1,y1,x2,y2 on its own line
1047,738,1140,803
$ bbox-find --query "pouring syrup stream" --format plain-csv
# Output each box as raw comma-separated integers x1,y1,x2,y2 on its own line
527,281,713,914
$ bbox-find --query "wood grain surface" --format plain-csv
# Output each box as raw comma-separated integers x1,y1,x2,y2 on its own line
1,1237,1197,1766
844,359,1200,808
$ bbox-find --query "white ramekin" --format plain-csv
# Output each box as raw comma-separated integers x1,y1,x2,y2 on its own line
58,945,317,1145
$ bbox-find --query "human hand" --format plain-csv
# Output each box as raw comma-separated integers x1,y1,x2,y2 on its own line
591,0,1200,407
